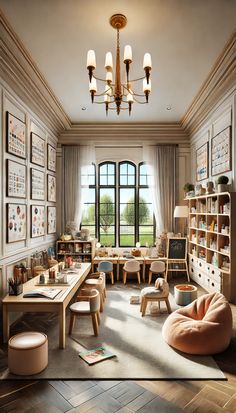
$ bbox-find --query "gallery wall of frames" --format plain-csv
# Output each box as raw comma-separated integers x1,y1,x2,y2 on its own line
0,85,58,293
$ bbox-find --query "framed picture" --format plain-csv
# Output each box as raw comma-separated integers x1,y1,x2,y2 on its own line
196,142,208,181
31,205,45,238
6,112,26,159
31,132,45,167
31,168,45,200
47,144,56,172
47,174,56,202
7,203,27,243
211,126,231,176
7,159,26,198
47,206,56,234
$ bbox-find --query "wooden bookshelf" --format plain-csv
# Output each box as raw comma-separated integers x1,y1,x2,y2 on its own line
186,192,236,303
56,239,96,263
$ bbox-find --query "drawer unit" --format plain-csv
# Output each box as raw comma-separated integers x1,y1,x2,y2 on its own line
205,276,221,293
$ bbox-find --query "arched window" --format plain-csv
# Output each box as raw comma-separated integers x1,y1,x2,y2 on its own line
92,160,154,247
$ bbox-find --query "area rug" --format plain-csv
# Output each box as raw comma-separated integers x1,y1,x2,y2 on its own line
1,284,225,379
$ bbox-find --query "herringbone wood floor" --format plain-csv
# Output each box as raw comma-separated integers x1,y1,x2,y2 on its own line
1,280,236,412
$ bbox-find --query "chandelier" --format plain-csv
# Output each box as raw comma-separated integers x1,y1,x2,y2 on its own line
86,14,152,116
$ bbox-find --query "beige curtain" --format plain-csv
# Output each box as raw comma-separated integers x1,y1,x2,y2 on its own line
63,145,95,230
143,145,176,234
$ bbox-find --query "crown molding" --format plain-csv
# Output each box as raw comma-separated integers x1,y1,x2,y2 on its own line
0,12,71,134
181,30,236,135
59,122,189,145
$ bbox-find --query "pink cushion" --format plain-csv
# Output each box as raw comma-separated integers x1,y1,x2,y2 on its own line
162,292,232,355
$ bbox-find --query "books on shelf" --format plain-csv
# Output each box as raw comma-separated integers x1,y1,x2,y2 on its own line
79,346,116,365
23,288,62,300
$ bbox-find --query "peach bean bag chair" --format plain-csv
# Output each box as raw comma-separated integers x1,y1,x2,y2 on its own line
162,292,232,355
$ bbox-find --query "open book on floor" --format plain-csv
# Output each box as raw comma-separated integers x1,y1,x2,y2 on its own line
23,288,62,300
79,346,116,365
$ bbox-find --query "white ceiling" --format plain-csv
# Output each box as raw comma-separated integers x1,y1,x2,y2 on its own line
1,0,236,123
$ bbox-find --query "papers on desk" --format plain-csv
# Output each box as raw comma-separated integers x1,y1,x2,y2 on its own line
23,288,62,300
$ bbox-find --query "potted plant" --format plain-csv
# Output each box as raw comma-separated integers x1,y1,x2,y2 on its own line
217,175,229,193
183,183,194,197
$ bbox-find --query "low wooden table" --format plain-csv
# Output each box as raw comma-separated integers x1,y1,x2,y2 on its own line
2,263,91,349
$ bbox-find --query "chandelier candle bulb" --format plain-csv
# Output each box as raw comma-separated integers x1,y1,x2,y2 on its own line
87,50,96,68
106,71,113,83
143,78,151,92
104,94,110,102
89,77,97,92
127,93,134,103
105,52,113,69
143,53,152,69
124,45,132,62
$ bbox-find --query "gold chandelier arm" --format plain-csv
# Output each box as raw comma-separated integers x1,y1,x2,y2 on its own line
128,75,146,82
133,96,148,104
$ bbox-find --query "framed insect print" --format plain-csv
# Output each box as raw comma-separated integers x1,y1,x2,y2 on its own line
196,142,208,181
31,168,45,200
211,126,231,176
7,159,26,198
7,203,27,243
47,206,56,234
47,174,56,202
31,132,45,167
6,112,26,159
47,144,56,172
31,205,45,238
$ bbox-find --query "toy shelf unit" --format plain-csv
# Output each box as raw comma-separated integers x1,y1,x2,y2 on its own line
56,239,96,263
187,192,236,303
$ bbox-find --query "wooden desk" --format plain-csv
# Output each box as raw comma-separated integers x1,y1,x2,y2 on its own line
2,263,91,349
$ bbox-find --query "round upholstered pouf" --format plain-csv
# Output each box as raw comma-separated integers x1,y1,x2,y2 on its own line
8,332,48,375
174,284,197,306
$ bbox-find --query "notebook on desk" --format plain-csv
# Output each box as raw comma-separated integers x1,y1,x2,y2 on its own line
23,288,62,300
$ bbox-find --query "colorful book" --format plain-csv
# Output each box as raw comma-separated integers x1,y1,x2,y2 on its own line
79,346,116,365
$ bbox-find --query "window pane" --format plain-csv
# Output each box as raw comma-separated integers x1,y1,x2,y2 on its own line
108,175,115,185
100,164,107,175
100,175,107,185
128,175,135,185
120,175,127,185
120,163,127,174
139,175,147,186
100,226,115,247
108,163,115,175
128,163,135,174
120,188,134,203
139,232,154,246
100,188,115,202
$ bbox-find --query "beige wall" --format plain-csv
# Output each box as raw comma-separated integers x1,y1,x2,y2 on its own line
0,80,58,295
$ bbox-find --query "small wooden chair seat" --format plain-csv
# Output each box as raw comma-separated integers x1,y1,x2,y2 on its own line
123,260,141,284
69,289,100,336
140,278,171,316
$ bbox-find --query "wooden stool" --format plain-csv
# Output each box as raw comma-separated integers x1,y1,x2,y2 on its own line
8,332,48,375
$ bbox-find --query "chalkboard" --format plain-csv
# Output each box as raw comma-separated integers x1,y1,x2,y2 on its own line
167,238,187,260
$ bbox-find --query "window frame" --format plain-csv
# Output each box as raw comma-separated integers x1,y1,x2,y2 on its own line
98,161,116,247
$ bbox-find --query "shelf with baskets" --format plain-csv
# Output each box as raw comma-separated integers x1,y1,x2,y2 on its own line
186,192,236,302
56,239,96,263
